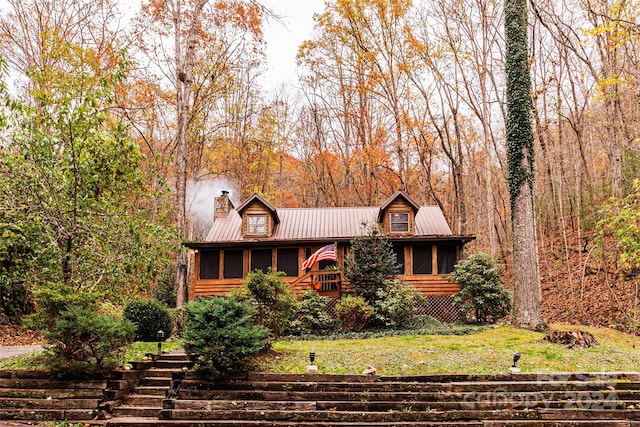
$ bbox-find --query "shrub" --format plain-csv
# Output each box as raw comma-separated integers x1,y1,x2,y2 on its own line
124,299,174,342
242,269,297,339
24,282,135,376
373,279,419,329
335,295,374,331
451,253,512,323
344,224,400,305
285,290,338,336
180,297,268,380
42,305,135,376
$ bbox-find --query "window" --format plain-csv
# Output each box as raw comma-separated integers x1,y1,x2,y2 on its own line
392,243,405,274
247,214,267,235
390,212,409,232
277,248,299,276
223,250,243,278
437,245,457,274
251,249,272,272
199,250,220,279
412,245,433,275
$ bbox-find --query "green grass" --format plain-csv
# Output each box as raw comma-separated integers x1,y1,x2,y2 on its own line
4,324,640,375
0,340,182,370
255,324,640,375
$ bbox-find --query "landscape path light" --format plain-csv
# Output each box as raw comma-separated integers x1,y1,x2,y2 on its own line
157,330,165,356
510,351,521,373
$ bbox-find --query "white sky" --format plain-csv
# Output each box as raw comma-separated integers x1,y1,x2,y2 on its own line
259,0,326,90
0,0,326,92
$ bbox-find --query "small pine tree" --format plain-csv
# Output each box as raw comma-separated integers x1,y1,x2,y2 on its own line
451,253,512,323
344,223,400,304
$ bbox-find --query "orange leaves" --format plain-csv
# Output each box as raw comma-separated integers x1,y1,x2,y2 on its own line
212,1,263,38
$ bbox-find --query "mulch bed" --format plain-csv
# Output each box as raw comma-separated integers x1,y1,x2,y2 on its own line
0,315,44,346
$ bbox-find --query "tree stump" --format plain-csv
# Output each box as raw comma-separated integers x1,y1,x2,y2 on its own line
543,330,599,349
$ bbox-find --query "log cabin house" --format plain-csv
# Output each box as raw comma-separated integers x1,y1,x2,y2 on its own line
184,191,475,313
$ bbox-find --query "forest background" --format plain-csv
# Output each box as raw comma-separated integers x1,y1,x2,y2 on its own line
0,0,639,332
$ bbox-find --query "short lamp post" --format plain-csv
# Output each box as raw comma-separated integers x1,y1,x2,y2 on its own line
512,351,521,368
157,330,165,356
309,350,316,365
510,351,521,373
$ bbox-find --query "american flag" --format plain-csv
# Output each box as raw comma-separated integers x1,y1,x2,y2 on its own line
302,244,336,270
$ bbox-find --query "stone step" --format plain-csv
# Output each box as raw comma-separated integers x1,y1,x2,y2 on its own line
158,408,640,423
133,385,169,396
0,378,107,389
112,405,162,418
103,418,484,427
245,372,640,383
185,380,640,392
157,353,190,362
122,394,165,406
140,377,172,387
166,398,636,412
0,408,96,421
173,388,634,403
0,397,100,409
153,360,193,370
0,387,104,399
145,369,179,378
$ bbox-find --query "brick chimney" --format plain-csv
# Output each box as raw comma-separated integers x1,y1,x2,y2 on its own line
214,190,231,219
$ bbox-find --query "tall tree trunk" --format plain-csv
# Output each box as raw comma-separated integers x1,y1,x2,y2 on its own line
505,0,547,331
175,0,209,307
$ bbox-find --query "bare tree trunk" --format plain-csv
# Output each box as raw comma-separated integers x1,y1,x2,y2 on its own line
511,181,546,330
174,0,209,307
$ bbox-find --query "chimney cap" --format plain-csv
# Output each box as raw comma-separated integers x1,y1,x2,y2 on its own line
221,190,229,196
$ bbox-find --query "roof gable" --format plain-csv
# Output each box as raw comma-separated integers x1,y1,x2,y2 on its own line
377,190,420,222
236,193,280,224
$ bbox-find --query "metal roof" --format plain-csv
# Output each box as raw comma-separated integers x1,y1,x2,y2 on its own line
204,205,453,243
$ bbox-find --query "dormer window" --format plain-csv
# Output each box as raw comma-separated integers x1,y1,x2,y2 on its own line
247,214,267,235
390,212,410,232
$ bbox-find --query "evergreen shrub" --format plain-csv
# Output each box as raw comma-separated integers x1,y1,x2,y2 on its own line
451,253,512,323
24,282,135,376
335,295,374,331
373,279,419,328
285,290,338,336
124,298,174,342
242,269,297,339
180,297,268,379
344,224,400,305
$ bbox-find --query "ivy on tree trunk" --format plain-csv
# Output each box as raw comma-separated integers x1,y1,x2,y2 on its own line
505,0,547,331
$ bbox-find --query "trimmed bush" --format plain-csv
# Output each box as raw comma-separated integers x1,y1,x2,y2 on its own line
124,298,174,341
335,295,374,331
373,279,419,329
451,253,512,323
24,282,135,377
286,290,338,336
242,269,297,339
180,297,268,379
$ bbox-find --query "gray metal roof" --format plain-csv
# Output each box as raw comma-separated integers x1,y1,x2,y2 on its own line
204,206,453,243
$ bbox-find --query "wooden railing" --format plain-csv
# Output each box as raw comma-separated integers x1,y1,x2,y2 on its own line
291,269,342,297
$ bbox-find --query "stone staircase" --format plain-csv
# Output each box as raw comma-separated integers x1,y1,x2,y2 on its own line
0,369,107,422
105,352,193,422
5,351,640,426
105,368,640,426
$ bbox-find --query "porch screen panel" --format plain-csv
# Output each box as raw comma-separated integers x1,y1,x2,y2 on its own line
251,249,272,273
223,249,243,278
392,243,405,274
277,248,299,276
437,245,457,274
412,245,433,274
199,250,220,279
